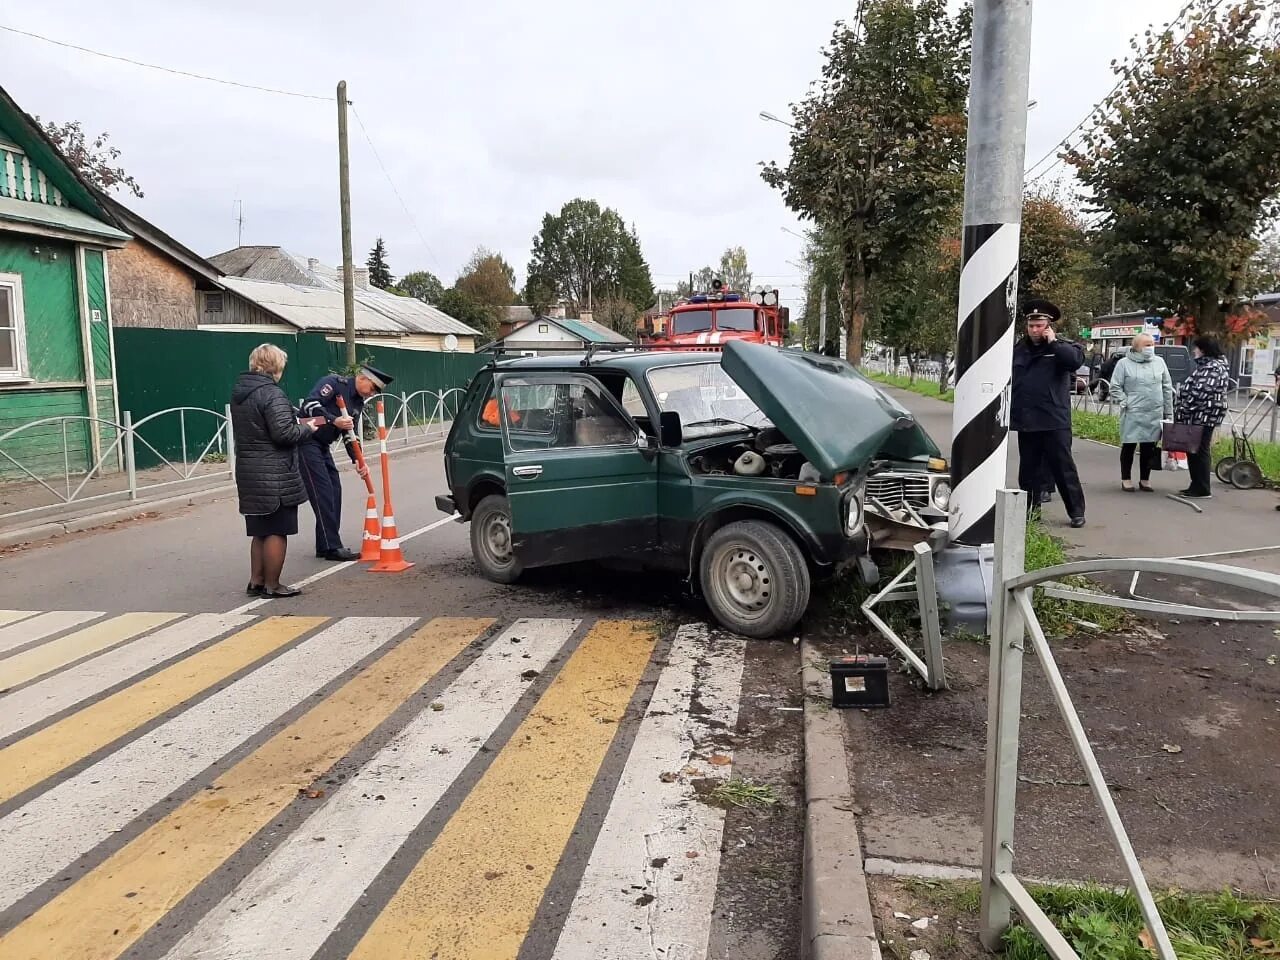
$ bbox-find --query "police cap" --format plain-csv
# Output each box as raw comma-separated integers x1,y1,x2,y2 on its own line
358,364,393,392
1022,299,1062,324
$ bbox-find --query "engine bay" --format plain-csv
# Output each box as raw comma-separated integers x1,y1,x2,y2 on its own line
687,427,822,482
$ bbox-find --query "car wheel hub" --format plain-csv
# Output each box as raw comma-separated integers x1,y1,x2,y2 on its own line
485,514,512,562
717,547,772,614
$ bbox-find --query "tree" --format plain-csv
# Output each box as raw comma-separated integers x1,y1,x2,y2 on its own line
437,288,496,339
1018,187,1112,334
366,238,394,290
37,119,143,198
395,270,444,304
718,246,753,292
593,297,641,336
761,0,972,365
1065,0,1280,338
525,199,656,313
455,247,517,331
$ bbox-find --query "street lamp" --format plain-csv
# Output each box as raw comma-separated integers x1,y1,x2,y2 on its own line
780,226,806,240
759,110,794,129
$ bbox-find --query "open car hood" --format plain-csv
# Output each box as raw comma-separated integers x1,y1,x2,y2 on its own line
720,341,941,477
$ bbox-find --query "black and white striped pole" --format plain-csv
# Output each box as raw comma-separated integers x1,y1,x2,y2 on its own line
949,0,1033,546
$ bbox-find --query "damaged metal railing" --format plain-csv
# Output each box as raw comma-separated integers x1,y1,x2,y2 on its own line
980,488,1280,959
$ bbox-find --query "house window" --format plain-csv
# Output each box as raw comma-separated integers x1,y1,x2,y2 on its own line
0,273,28,380
538,323,549,333
205,292,224,314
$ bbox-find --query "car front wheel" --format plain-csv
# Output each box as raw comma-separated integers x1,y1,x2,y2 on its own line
470,494,524,584
700,520,811,639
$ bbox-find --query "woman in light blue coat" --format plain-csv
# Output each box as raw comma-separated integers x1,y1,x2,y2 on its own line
1109,332,1174,492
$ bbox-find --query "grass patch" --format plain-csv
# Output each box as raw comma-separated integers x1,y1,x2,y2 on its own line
1025,518,1128,637
706,778,779,809
906,879,1280,960
865,370,954,402
1212,434,1280,481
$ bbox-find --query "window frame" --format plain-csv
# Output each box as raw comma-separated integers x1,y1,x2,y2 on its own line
495,373,642,454
0,272,30,382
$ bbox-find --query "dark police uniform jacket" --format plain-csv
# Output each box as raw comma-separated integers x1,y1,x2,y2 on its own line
300,375,365,461
1010,338,1084,433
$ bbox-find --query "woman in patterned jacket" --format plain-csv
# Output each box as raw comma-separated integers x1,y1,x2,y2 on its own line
1172,335,1230,499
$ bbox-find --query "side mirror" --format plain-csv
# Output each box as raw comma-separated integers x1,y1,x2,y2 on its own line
659,410,682,447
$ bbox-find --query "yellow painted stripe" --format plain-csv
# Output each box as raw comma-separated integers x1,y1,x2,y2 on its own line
0,612,179,689
0,610,35,628
0,617,492,960
0,616,325,805
349,619,658,960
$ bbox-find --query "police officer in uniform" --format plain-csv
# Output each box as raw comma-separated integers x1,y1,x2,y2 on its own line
1011,300,1087,527
299,364,393,560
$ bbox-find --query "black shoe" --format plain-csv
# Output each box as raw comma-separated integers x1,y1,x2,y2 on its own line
1179,489,1213,499
1070,516,1086,528
263,585,302,598
318,548,360,561
246,582,265,596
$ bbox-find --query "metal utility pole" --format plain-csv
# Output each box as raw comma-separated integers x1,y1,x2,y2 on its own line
819,286,827,350
337,80,356,368
948,0,1033,547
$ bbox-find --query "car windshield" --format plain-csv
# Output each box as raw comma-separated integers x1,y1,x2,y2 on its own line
715,307,758,332
670,309,713,335
646,362,771,437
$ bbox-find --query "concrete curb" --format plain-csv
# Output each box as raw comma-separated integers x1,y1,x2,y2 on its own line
0,483,236,548
801,640,882,960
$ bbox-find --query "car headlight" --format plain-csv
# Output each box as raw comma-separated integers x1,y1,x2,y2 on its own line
931,479,951,511
844,491,864,537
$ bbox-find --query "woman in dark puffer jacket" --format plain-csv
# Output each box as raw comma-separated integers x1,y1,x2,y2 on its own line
230,344,316,597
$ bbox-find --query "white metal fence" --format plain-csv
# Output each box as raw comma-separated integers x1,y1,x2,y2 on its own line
981,489,1280,959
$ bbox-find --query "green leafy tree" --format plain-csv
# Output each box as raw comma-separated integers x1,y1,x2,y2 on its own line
455,246,517,330
1018,187,1113,334
437,287,496,338
761,0,972,365
366,238,394,289
526,200,656,312
718,247,753,292
395,270,444,304
1065,0,1280,337
593,297,640,337
38,119,143,198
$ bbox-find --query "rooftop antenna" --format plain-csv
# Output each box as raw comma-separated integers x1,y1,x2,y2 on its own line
235,199,244,246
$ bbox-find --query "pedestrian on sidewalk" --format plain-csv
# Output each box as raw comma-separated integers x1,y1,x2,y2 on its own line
231,345,317,598
1011,299,1088,527
1109,332,1173,492
298,364,392,560
1172,335,1230,499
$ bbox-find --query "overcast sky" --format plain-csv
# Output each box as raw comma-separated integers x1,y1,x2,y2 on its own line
4,0,1190,310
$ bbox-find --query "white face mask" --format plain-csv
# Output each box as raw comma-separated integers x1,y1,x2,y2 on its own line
1141,346,1155,357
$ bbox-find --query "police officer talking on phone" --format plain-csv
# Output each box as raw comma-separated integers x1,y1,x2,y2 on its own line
1011,300,1087,528
298,363,393,560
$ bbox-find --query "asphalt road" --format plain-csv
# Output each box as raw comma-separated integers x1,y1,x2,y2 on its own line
0,442,804,960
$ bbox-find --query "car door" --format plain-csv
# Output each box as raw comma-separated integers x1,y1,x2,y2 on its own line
497,372,658,568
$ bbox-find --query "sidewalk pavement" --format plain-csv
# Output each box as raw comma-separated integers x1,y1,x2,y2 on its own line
883,385,1280,576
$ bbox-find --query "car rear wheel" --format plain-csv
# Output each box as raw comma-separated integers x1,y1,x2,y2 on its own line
470,494,523,584
700,520,810,639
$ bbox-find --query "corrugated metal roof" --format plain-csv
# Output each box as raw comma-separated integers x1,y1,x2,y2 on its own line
210,246,314,286
0,194,129,244
556,316,632,344
219,276,405,335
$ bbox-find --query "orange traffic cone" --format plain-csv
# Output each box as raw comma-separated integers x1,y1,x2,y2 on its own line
359,493,382,562
369,398,414,573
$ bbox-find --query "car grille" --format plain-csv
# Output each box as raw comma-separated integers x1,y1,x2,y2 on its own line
866,474,931,510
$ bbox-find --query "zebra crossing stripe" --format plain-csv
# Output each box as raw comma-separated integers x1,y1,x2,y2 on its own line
0,611,37,631
550,624,746,959
0,617,492,960
0,610,102,656
0,613,254,742
0,616,411,911
0,612,179,690
163,618,580,960
347,619,659,960
951,221,1021,545
0,616,317,803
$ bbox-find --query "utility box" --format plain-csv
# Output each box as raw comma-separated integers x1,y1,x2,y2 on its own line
829,655,890,709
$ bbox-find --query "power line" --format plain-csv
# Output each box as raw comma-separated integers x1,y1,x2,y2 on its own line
1023,0,1209,185
0,23,330,101
350,105,443,273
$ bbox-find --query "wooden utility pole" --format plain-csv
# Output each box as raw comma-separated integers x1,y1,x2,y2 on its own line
337,80,356,367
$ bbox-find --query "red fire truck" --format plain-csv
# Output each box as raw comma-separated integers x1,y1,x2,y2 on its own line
651,279,789,349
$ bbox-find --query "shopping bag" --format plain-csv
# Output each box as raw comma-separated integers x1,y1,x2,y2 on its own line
1161,421,1203,454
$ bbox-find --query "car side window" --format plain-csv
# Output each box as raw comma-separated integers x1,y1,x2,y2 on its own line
621,377,647,418
501,378,637,452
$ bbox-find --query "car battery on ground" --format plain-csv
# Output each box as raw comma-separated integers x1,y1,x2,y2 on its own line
829,655,890,709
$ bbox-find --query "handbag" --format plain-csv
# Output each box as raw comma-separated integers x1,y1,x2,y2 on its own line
1161,421,1202,454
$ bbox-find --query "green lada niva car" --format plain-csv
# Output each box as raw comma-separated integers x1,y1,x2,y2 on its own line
436,340,950,638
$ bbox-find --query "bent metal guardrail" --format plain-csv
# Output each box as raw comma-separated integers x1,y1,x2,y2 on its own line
981,488,1280,960
0,406,235,525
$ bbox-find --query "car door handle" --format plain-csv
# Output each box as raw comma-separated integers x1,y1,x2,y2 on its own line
512,465,543,478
